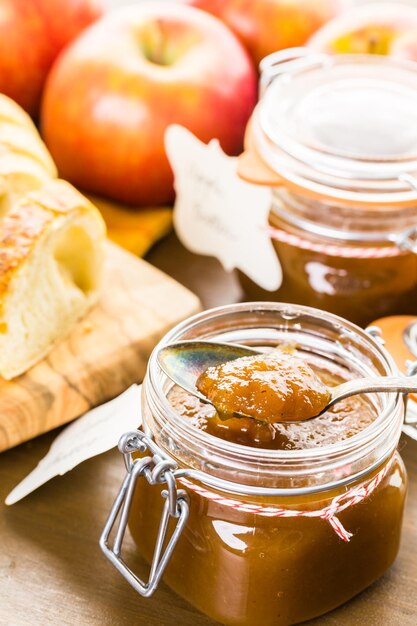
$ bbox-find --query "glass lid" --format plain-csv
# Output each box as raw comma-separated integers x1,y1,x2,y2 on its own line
253,49,417,206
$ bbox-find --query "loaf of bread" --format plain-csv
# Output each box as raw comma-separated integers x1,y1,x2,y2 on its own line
0,179,106,379
0,94,57,218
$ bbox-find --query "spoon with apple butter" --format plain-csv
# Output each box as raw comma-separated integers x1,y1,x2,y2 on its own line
157,340,417,423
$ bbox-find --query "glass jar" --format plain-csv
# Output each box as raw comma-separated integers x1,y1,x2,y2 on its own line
237,49,417,327
101,302,407,626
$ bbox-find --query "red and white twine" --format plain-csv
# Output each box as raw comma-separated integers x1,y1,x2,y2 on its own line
268,226,403,259
179,458,393,542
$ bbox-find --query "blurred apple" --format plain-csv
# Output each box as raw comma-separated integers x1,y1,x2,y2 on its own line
184,0,349,66
0,0,103,117
308,2,417,59
41,3,257,206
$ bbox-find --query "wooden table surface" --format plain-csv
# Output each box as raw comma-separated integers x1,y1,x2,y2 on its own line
1,233,417,626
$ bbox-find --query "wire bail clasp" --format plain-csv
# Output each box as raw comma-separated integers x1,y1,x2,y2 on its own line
259,47,331,95
100,430,189,597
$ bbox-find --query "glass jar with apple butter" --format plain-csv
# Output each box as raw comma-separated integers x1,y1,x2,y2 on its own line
101,303,407,626
237,49,417,327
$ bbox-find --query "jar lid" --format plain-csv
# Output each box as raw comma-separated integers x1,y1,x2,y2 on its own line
251,49,417,207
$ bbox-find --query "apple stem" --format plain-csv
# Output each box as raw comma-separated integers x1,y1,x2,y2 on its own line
142,19,170,66
368,35,379,54
153,19,166,65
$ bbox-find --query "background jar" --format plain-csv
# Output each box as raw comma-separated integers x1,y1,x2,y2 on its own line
110,303,407,626
237,50,417,328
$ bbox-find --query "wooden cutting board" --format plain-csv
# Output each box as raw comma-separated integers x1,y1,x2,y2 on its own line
0,241,200,452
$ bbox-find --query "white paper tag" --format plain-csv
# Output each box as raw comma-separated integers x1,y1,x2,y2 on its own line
5,384,142,505
165,125,282,291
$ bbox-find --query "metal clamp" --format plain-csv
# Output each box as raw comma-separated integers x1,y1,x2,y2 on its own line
100,431,189,597
366,324,417,433
366,325,386,346
392,224,417,254
259,47,330,95
399,173,417,193
404,359,417,428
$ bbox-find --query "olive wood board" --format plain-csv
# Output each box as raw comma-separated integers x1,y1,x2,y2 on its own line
0,241,200,452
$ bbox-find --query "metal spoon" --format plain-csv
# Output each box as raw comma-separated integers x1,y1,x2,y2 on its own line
157,340,259,409
157,340,416,422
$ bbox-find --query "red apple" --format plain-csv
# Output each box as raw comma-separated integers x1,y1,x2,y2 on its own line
0,0,103,117
308,2,417,59
184,0,349,66
41,3,257,206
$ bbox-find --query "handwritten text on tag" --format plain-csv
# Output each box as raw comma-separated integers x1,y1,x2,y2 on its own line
165,125,282,291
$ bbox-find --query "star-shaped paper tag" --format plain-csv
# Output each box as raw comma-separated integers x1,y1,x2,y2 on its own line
165,125,282,291
5,385,142,505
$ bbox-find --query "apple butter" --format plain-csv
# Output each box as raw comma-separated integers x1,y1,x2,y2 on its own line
237,51,417,327
196,350,331,423
131,355,405,623
171,367,375,450
103,303,407,626
239,209,417,328
130,361,406,625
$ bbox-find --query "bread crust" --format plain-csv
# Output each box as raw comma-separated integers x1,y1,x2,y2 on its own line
0,179,106,315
